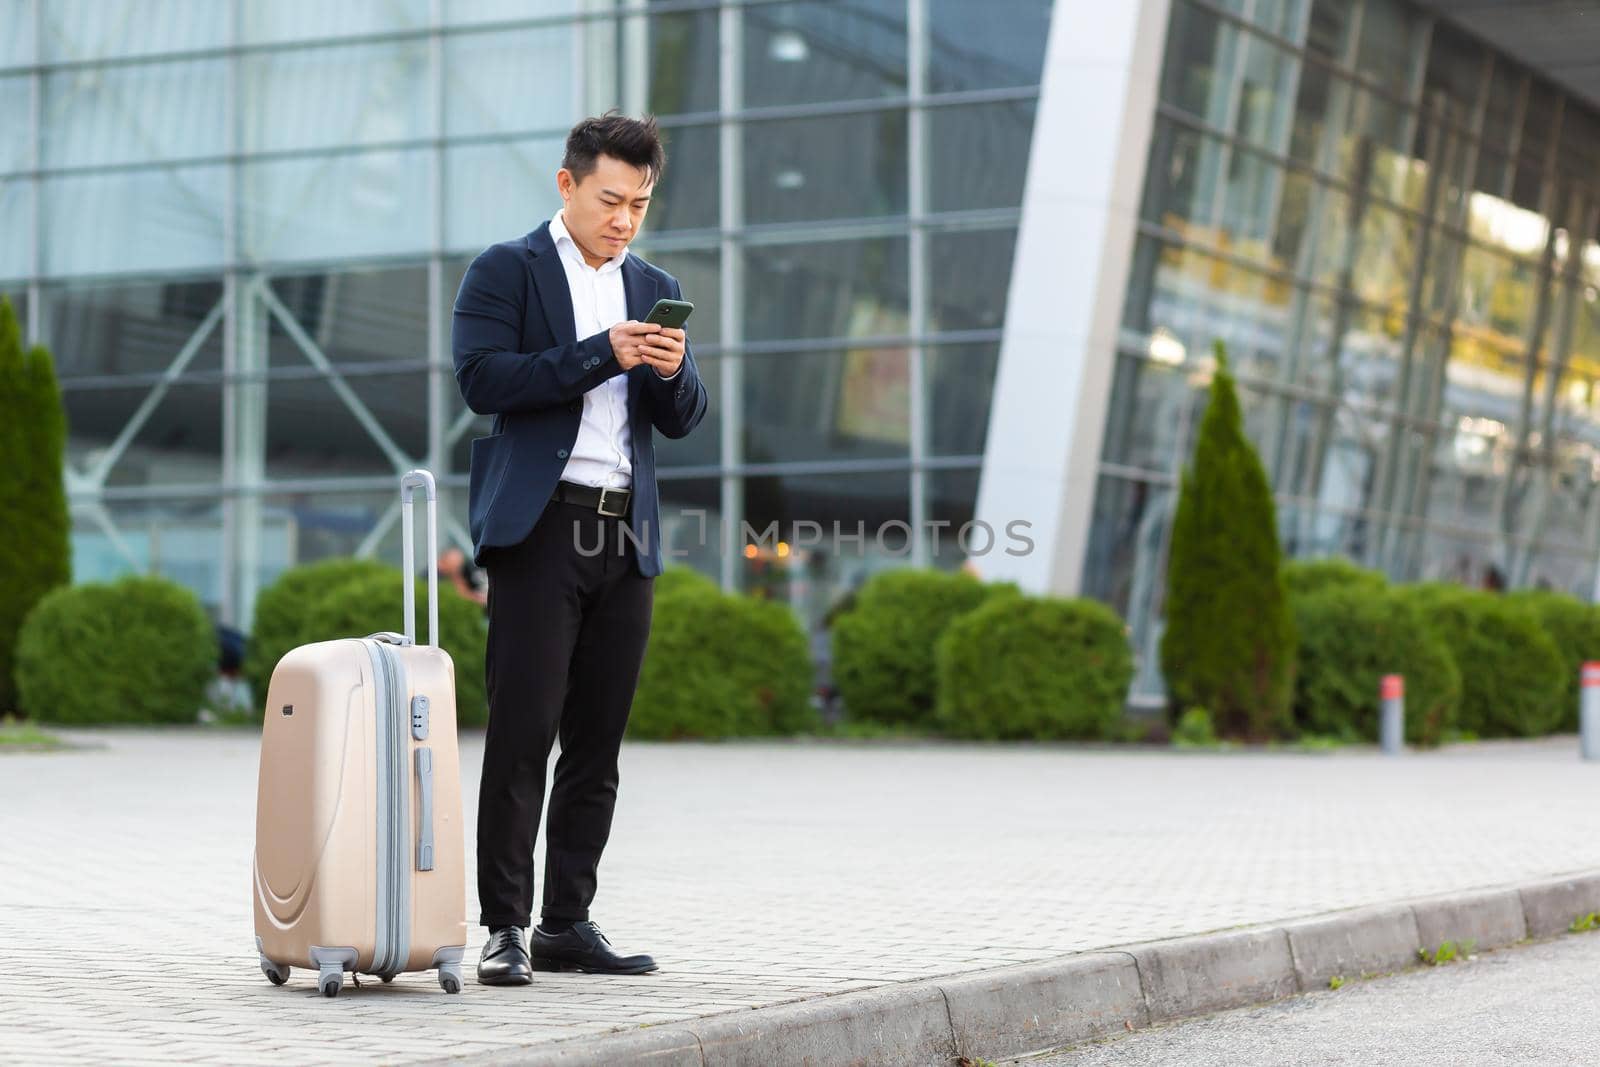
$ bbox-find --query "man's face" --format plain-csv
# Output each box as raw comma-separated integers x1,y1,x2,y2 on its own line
557,154,655,265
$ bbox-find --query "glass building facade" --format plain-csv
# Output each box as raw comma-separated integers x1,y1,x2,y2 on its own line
1,0,1048,631
1083,0,1600,697
8,0,1600,700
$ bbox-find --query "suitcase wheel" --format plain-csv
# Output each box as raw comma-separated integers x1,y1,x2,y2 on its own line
319,970,344,998
259,956,290,987
439,965,463,995
381,975,395,984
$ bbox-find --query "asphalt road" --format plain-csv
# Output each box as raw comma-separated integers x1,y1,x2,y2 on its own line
1016,932,1600,1066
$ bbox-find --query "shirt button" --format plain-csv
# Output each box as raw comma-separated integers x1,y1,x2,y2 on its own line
556,448,569,459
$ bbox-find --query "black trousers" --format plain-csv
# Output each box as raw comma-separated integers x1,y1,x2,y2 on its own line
476,495,655,929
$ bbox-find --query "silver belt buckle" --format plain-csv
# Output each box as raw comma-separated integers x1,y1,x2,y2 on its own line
597,486,629,517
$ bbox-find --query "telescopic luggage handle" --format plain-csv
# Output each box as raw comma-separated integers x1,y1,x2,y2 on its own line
401,469,438,648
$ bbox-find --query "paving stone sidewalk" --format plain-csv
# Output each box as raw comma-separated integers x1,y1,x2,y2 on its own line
3,731,1599,1065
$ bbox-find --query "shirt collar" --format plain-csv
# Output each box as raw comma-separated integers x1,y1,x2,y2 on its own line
550,210,627,274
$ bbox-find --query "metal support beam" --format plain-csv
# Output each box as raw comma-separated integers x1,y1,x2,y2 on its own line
907,0,929,567
718,0,744,592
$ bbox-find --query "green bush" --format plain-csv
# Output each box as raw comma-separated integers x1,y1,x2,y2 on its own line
935,595,1133,740
0,296,71,714
1161,342,1296,739
630,585,816,739
654,565,720,599
16,575,217,724
1172,707,1218,748
1291,586,1460,745
1508,590,1600,732
293,568,489,726
1283,557,1387,599
832,568,1021,727
245,557,392,706
1394,584,1563,737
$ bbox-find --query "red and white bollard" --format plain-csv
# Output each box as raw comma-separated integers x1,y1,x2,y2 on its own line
1582,663,1600,761
1380,674,1404,755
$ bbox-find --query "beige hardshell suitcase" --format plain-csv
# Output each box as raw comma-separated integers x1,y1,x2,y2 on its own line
253,469,468,997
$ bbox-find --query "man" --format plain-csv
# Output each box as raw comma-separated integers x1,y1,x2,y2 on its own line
451,112,709,985
439,546,488,608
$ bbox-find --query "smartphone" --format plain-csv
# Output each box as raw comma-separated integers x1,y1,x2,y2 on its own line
644,298,694,330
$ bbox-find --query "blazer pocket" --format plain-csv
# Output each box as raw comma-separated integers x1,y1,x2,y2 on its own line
468,433,516,525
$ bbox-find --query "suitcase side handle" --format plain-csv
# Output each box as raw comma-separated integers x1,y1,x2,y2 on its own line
401,469,439,649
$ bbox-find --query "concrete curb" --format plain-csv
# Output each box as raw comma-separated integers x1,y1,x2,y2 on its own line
455,869,1600,1067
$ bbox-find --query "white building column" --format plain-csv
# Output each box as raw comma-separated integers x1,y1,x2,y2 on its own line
971,0,1172,595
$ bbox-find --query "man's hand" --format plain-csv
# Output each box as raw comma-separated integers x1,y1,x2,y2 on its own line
641,326,685,378
608,321,665,370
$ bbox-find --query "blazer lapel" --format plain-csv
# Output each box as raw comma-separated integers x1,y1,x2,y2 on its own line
524,223,576,348
622,254,659,413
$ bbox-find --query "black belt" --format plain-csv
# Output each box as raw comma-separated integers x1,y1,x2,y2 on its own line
554,480,632,517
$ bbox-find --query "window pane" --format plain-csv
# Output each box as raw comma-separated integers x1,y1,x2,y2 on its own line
1099,352,1200,472
240,0,427,44
242,148,431,264
62,381,223,485
925,466,982,570
745,111,907,224
928,100,1035,213
0,178,28,281
744,237,909,343
654,354,720,470
74,498,226,606
745,347,909,465
44,280,223,380
256,489,393,576
446,136,564,253
928,0,1051,93
1,0,32,68
264,372,426,480
1211,0,1309,39
444,0,578,26
43,164,226,277
649,8,719,115
43,59,228,168
635,247,721,345
743,0,906,108
445,26,577,137
0,75,28,173
1161,4,1298,150
928,229,1015,333
267,265,430,367
651,124,719,232
659,476,723,578
243,41,432,154
927,343,998,456
41,0,227,62
740,469,912,626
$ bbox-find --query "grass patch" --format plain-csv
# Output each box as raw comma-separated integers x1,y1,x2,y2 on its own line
1418,938,1477,966
0,715,63,750
1327,975,1345,990
1570,912,1600,933
813,718,936,740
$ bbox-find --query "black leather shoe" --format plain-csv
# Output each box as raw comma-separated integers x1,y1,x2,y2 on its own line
477,926,533,986
530,920,658,974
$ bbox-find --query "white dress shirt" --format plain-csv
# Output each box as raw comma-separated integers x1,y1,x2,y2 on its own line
549,210,678,490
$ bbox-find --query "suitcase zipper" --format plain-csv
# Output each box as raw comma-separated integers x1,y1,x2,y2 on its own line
365,639,412,976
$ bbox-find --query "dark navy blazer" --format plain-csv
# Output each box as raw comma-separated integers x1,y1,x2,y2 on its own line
451,221,710,575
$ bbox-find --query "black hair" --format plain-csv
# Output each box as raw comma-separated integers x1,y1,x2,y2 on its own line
562,111,666,186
